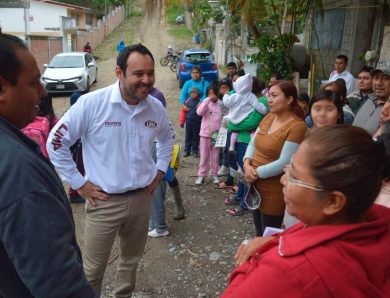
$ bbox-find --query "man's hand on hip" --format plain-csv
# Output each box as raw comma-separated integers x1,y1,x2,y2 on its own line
77,181,111,207
144,170,165,195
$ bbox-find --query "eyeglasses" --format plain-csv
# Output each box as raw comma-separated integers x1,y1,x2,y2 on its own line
283,163,325,192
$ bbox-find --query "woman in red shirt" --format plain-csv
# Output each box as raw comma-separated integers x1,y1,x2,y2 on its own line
222,126,390,298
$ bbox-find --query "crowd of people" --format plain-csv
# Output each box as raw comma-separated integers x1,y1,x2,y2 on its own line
176,57,390,296
0,31,389,297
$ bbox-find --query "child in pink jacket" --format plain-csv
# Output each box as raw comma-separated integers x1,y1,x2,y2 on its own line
195,85,223,185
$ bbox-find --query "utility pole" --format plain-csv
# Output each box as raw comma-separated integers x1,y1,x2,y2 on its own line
224,0,229,65
127,0,130,19
23,0,31,49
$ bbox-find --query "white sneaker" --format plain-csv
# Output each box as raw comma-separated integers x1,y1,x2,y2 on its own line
212,176,220,184
217,165,229,176
195,176,204,185
148,229,169,238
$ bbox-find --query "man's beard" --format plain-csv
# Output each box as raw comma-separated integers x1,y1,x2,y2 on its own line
124,83,151,102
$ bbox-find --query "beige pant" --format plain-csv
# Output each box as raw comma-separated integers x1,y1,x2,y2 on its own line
83,190,152,297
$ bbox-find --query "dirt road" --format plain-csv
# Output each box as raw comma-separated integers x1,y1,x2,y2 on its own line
52,5,255,298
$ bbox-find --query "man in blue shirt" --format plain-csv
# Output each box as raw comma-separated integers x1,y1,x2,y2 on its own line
0,33,95,298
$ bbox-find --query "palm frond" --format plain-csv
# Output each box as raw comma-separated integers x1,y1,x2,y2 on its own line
227,0,267,38
293,0,323,19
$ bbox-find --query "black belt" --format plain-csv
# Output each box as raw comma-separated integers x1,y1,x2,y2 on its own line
108,188,143,196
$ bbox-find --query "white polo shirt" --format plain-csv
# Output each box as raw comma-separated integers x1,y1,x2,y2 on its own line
328,70,357,95
47,81,175,194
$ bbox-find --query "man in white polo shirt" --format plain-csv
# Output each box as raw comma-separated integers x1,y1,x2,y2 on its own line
47,44,174,297
328,54,357,95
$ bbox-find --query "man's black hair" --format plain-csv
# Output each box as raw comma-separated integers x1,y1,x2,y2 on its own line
298,93,310,104
237,69,245,76
116,43,155,75
359,65,374,75
227,61,237,69
336,54,348,64
0,33,28,85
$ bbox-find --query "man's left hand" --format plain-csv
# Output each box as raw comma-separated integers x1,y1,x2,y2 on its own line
144,170,165,195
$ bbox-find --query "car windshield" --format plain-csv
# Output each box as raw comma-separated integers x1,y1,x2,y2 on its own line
185,53,211,63
49,56,84,68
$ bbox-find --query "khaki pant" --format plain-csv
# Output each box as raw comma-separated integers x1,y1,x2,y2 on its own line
83,190,152,297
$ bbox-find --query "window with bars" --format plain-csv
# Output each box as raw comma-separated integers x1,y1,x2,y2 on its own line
71,12,80,26
86,14,93,26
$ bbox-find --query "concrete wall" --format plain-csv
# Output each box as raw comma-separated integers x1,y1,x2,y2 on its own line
29,6,125,70
380,26,390,61
214,23,226,66
31,36,63,70
0,1,67,36
0,7,26,33
308,0,385,82
29,1,67,34
349,0,377,72
74,6,125,52
1,0,125,67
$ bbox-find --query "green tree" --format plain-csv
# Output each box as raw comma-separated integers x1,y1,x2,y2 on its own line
144,0,323,81
227,0,323,81
145,0,225,30
91,0,126,10
190,0,212,34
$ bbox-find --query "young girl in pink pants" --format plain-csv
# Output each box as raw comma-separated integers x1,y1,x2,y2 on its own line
195,85,223,185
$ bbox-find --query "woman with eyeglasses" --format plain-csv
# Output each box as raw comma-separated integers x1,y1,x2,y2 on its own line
222,126,390,298
243,80,307,236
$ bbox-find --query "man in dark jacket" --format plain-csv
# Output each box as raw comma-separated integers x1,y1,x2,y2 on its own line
225,61,237,82
0,33,96,297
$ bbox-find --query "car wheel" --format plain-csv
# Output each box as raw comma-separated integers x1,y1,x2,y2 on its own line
85,77,90,93
179,80,184,88
94,69,98,84
160,57,169,66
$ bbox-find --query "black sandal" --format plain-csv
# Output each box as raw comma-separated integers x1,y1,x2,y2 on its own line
224,196,240,205
227,207,251,216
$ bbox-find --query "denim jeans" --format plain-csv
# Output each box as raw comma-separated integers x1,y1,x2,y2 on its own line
149,180,168,232
184,119,201,154
235,141,248,209
149,142,168,232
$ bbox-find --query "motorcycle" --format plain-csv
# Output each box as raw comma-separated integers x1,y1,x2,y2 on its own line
160,52,181,66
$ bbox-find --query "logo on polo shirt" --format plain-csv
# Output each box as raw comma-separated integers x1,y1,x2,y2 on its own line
104,121,122,127
51,123,68,151
145,120,157,128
